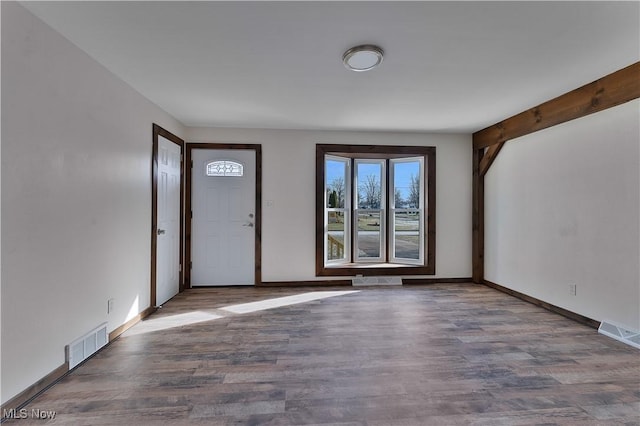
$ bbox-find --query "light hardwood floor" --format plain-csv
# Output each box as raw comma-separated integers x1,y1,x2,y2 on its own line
6,284,639,425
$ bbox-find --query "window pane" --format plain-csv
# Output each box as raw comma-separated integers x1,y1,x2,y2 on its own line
394,211,420,259
327,211,347,261
206,160,243,177
357,212,381,258
356,162,383,209
326,159,347,208
393,160,421,208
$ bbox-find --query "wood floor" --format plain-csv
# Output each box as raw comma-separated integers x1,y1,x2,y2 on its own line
6,284,639,425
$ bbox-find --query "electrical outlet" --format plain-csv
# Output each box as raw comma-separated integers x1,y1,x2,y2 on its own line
107,298,115,314
568,284,577,296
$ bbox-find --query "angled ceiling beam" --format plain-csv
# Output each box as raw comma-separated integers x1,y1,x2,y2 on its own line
478,143,505,177
474,61,640,151
472,61,640,284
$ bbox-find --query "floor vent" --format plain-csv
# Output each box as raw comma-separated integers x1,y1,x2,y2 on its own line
598,321,640,349
67,322,108,369
352,276,402,286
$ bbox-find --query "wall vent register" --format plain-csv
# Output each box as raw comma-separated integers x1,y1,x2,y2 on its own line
66,322,108,369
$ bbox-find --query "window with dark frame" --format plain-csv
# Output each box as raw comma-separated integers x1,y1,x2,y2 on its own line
316,144,436,277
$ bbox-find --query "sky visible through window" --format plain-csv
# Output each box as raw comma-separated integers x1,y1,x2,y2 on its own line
326,160,419,201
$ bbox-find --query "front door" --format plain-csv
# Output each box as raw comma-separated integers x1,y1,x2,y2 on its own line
191,149,256,286
156,135,182,305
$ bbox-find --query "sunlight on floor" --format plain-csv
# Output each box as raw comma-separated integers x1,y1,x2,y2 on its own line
123,291,360,337
123,311,223,336
220,291,360,314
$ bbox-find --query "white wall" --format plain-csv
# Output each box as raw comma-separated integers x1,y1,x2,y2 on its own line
186,127,472,282
1,3,184,404
1,1,472,405
485,99,640,331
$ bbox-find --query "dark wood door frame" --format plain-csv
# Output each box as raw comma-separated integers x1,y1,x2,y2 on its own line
184,143,263,287
152,124,185,306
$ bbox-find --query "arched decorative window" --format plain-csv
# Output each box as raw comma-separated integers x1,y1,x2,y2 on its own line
206,160,244,177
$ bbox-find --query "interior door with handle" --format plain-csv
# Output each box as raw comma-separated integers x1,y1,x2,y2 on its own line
190,149,256,286
156,135,181,304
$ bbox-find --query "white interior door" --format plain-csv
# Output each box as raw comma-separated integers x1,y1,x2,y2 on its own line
156,136,181,305
191,149,256,286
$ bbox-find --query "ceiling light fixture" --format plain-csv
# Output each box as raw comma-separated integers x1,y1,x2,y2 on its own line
342,45,384,72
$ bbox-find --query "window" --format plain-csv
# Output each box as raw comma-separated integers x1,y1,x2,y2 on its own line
390,157,424,264
316,144,436,276
354,159,386,262
325,156,351,263
206,160,244,177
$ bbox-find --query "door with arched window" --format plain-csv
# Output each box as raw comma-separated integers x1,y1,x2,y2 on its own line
190,148,258,285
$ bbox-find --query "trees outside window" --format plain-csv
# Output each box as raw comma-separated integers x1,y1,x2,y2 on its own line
317,144,435,276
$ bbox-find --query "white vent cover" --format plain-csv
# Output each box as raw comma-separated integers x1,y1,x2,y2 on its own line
67,322,108,369
352,276,402,286
598,320,640,349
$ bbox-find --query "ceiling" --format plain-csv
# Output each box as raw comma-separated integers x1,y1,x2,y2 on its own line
21,1,639,133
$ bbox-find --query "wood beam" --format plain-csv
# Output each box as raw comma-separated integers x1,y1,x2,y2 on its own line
472,63,640,284
472,147,484,283
478,142,505,177
474,61,640,150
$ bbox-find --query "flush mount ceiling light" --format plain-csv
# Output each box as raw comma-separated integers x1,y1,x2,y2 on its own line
342,45,384,72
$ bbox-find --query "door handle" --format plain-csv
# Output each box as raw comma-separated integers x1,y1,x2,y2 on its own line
242,222,254,228
157,229,166,235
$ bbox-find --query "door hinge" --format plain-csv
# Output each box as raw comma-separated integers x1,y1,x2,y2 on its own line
191,160,193,168
190,210,193,218
190,261,193,269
